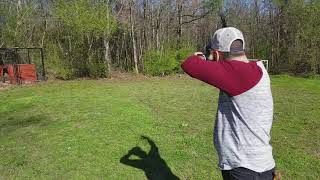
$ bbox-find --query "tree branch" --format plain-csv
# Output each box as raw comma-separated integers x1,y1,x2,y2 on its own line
181,10,211,25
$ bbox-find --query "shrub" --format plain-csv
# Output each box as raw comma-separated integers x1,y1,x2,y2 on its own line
46,43,76,80
175,46,195,73
143,45,195,76
88,54,107,78
291,60,312,76
143,49,178,76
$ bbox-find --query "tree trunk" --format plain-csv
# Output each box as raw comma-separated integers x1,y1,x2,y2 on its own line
41,19,48,48
103,36,111,77
177,1,182,48
130,2,139,74
155,6,162,50
143,0,148,50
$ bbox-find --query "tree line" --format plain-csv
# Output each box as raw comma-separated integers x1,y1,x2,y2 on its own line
0,0,319,79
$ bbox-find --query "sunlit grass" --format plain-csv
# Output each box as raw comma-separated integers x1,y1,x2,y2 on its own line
0,75,319,179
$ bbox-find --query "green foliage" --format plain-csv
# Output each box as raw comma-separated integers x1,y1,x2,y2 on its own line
2,0,320,77
51,0,117,78
255,41,271,60
45,43,75,80
54,0,116,36
291,60,312,76
144,49,178,76
286,0,320,74
175,46,196,73
177,46,195,60
88,53,107,78
46,39,108,79
0,3,39,47
144,45,195,76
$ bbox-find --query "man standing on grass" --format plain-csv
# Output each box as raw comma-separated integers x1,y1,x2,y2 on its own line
181,27,276,180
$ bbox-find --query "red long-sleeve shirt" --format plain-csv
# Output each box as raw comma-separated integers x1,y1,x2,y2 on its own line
181,55,263,96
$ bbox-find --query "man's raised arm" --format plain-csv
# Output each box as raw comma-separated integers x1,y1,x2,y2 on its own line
181,55,262,96
181,55,234,93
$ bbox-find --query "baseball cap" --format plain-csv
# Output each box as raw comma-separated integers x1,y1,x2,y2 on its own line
209,27,245,52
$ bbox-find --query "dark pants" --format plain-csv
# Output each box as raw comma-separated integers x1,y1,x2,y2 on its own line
222,167,275,180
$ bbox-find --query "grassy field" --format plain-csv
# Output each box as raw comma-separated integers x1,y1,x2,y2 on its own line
0,75,319,179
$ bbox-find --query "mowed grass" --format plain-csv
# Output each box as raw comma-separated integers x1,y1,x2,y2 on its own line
0,75,319,179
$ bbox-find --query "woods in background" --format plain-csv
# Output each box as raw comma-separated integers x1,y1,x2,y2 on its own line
0,0,319,79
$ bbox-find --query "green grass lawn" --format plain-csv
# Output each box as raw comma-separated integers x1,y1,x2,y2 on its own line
0,75,319,179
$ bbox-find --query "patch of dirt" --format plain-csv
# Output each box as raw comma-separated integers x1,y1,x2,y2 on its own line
101,71,190,82
0,82,13,90
0,71,191,90
0,80,39,91
109,71,149,81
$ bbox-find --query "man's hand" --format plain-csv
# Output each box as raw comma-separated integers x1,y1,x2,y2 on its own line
194,52,206,60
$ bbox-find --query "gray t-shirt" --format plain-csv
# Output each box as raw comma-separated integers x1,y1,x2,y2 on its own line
214,61,275,172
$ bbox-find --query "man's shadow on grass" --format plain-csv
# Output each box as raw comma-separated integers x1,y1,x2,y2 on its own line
120,136,179,180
